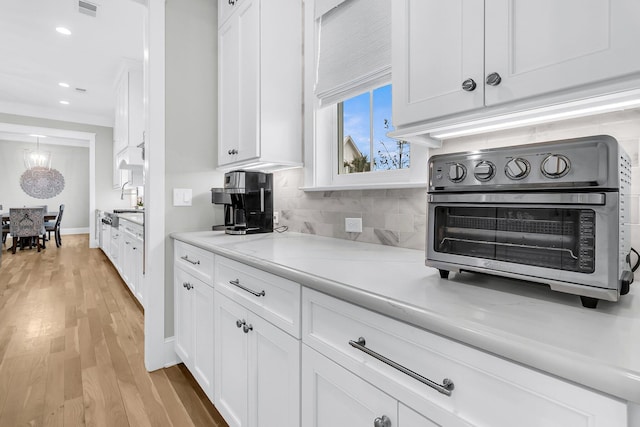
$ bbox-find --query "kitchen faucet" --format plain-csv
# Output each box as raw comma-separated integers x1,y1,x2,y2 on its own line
120,181,130,200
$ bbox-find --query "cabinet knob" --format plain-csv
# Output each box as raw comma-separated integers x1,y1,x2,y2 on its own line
461,78,476,92
243,323,253,333
236,319,245,328
373,415,391,427
486,72,502,86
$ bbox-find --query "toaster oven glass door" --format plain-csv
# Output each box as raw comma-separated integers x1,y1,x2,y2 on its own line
433,206,596,273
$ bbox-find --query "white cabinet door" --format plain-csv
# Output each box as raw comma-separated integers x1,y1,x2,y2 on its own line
218,0,259,167
248,314,300,427
218,17,241,164
392,0,485,125
398,403,440,427
121,234,133,291
133,236,143,306
174,267,194,369
217,0,302,170
215,292,249,427
192,279,215,402
218,0,241,28
301,345,397,427
485,0,640,106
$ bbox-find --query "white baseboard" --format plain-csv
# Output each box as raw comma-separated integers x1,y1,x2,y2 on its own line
60,227,89,235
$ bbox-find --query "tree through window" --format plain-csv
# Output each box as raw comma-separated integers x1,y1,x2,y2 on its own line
339,84,410,174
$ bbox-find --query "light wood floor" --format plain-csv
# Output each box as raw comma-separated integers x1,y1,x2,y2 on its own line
0,234,228,427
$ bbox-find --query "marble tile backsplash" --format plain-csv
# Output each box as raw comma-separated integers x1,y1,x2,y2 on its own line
273,109,640,251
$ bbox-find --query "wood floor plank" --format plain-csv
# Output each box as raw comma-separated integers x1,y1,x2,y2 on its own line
43,350,65,427
0,235,226,427
63,396,85,427
148,369,196,427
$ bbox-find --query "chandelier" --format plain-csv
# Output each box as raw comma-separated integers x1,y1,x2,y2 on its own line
24,135,52,170
20,134,65,199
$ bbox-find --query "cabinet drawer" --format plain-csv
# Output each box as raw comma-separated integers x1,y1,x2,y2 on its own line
302,288,626,427
215,256,300,338
174,241,215,284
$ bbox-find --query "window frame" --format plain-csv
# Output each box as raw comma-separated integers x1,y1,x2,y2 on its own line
302,0,428,191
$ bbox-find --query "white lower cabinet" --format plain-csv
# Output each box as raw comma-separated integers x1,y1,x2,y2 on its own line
302,344,397,427
174,265,215,402
302,345,466,427
214,290,300,427
119,220,144,307
302,287,627,427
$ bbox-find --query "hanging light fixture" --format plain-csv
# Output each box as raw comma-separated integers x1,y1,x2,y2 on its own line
24,135,52,170
20,134,65,199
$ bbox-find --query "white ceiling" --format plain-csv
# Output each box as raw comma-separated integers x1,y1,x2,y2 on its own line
0,0,145,128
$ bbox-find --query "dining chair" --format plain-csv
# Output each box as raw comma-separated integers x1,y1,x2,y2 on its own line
44,204,65,248
9,207,46,254
1,221,8,245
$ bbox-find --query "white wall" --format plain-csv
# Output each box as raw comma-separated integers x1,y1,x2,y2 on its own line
0,139,88,229
164,0,221,337
0,113,133,216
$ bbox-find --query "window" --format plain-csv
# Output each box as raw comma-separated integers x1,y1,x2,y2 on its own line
339,84,410,175
302,0,428,190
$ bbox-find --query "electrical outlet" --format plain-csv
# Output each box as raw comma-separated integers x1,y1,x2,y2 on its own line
273,211,279,224
345,217,362,233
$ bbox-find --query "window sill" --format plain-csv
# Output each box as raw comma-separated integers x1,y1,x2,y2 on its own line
300,181,427,192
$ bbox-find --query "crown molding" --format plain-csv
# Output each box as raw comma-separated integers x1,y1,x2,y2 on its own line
0,100,113,128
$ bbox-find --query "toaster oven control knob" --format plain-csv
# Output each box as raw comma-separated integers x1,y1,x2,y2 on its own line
448,163,467,183
541,154,570,178
505,158,530,180
474,161,495,181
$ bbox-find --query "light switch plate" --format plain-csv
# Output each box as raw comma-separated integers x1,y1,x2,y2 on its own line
173,188,192,206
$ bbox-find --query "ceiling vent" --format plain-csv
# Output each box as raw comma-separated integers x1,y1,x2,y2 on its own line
78,1,98,17
75,87,87,93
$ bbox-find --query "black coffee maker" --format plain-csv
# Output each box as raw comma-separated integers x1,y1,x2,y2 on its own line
211,171,273,234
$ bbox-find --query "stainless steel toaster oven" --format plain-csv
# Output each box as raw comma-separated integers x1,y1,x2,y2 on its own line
426,135,633,308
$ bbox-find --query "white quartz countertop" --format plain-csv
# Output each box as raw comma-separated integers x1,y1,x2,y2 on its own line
116,212,143,226
171,230,640,404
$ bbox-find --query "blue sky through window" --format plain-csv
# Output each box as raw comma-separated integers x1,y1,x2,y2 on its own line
342,84,408,172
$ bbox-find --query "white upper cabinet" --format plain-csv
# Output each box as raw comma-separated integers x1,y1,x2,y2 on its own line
217,0,303,170
484,0,640,106
392,0,640,132
113,61,143,188
392,0,485,125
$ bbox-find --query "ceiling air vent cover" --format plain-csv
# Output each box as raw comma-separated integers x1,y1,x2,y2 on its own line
78,1,98,17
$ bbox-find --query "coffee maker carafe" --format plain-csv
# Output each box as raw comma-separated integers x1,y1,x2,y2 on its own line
211,171,273,235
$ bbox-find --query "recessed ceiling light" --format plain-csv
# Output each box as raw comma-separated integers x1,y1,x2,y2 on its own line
56,27,72,35
58,82,70,88
59,100,70,105
29,134,47,138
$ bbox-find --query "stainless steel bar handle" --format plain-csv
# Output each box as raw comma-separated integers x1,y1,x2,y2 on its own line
229,279,266,297
181,255,200,265
349,337,455,396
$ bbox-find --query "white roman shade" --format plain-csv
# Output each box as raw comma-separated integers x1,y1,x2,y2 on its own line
315,0,391,105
